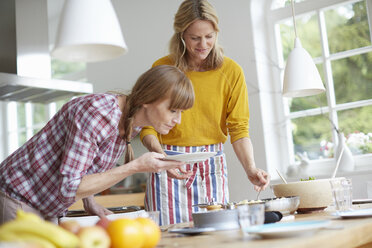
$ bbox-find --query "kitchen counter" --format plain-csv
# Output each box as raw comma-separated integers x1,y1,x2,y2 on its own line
158,204,372,248
68,192,145,210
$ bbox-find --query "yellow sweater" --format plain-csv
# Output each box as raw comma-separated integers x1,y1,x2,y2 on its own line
140,56,250,146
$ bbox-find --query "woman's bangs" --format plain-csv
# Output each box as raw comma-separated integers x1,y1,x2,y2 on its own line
169,83,194,110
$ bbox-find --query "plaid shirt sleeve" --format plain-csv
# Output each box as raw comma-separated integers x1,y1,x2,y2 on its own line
57,95,122,205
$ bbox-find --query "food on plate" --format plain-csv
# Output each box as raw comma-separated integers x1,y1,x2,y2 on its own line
137,217,161,248
78,225,111,248
206,204,223,211
107,218,145,248
237,199,264,205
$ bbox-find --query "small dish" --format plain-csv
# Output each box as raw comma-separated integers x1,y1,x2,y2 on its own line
352,199,372,204
192,209,240,231
168,227,216,235
243,220,331,238
262,196,300,215
332,208,372,219
162,152,217,163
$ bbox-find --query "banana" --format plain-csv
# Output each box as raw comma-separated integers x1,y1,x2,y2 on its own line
16,209,43,223
0,229,56,248
0,219,80,248
0,229,19,240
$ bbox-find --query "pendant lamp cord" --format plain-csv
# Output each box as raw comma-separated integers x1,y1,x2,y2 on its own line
291,0,298,38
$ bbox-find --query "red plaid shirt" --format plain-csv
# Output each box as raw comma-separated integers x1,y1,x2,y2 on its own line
0,94,139,217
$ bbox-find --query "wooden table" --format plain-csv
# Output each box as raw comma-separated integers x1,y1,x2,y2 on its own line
158,204,372,248
68,192,145,210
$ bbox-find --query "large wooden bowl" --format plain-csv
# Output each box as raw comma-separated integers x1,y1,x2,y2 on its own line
271,178,344,213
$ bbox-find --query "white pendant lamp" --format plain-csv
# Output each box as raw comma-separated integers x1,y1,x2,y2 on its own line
51,0,128,63
282,0,325,98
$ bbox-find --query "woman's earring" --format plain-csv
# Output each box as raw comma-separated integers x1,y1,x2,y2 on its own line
181,37,186,57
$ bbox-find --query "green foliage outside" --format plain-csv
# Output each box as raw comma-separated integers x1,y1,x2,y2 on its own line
279,1,372,160
51,59,86,79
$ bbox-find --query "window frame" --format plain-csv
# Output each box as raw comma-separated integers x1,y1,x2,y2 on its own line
267,0,372,177
0,101,57,161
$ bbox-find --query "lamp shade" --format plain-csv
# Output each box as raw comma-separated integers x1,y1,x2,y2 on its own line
51,0,127,62
282,38,325,97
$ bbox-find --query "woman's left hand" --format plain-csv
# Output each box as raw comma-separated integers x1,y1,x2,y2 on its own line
247,168,270,191
82,196,113,218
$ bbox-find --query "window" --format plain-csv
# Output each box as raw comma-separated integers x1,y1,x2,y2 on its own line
0,60,86,161
270,0,372,168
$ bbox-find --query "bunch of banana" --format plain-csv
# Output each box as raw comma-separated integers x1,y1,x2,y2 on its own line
0,209,80,248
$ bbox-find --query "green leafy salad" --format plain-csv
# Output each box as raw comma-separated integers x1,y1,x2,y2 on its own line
300,176,316,181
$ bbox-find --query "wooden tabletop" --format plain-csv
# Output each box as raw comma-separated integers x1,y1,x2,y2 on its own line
158,204,372,248
68,192,145,210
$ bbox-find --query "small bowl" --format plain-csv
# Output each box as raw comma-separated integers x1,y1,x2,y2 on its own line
271,178,344,213
263,196,300,215
192,209,240,231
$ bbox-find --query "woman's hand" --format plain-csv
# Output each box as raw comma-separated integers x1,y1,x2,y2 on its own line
166,167,193,179
247,167,270,191
76,152,187,200
82,196,113,218
135,152,186,173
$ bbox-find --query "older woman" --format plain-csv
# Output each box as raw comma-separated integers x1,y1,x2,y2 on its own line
141,0,270,225
0,65,194,224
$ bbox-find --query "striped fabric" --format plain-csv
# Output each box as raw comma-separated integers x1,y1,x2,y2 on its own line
144,143,229,226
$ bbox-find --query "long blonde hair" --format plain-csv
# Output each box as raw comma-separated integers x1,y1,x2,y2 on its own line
121,65,194,163
169,0,224,71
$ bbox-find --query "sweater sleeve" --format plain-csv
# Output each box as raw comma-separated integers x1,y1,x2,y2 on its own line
140,126,159,142
226,63,250,143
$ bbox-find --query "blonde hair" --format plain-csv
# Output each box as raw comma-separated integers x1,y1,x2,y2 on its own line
121,65,194,163
169,0,224,71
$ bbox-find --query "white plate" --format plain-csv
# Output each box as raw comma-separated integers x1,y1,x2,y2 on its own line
352,199,372,204
168,227,216,235
162,152,217,163
59,210,146,227
333,208,372,219
243,220,331,238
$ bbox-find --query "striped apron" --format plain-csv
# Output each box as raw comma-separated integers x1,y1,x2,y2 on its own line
144,143,229,226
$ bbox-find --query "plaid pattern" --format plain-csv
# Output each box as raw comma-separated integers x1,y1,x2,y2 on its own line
0,94,129,217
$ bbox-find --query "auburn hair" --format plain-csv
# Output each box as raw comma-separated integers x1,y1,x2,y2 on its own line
120,65,194,163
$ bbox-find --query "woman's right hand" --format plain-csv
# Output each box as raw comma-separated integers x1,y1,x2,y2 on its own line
135,152,185,173
167,167,193,179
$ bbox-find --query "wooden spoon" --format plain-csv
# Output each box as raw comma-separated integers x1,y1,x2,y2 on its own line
276,168,288,184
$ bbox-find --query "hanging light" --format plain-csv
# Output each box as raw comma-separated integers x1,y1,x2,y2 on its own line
282,0,325,98
51,0,128,62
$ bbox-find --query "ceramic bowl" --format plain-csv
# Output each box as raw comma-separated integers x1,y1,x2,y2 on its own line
271,178,344,213
263,196,300,215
